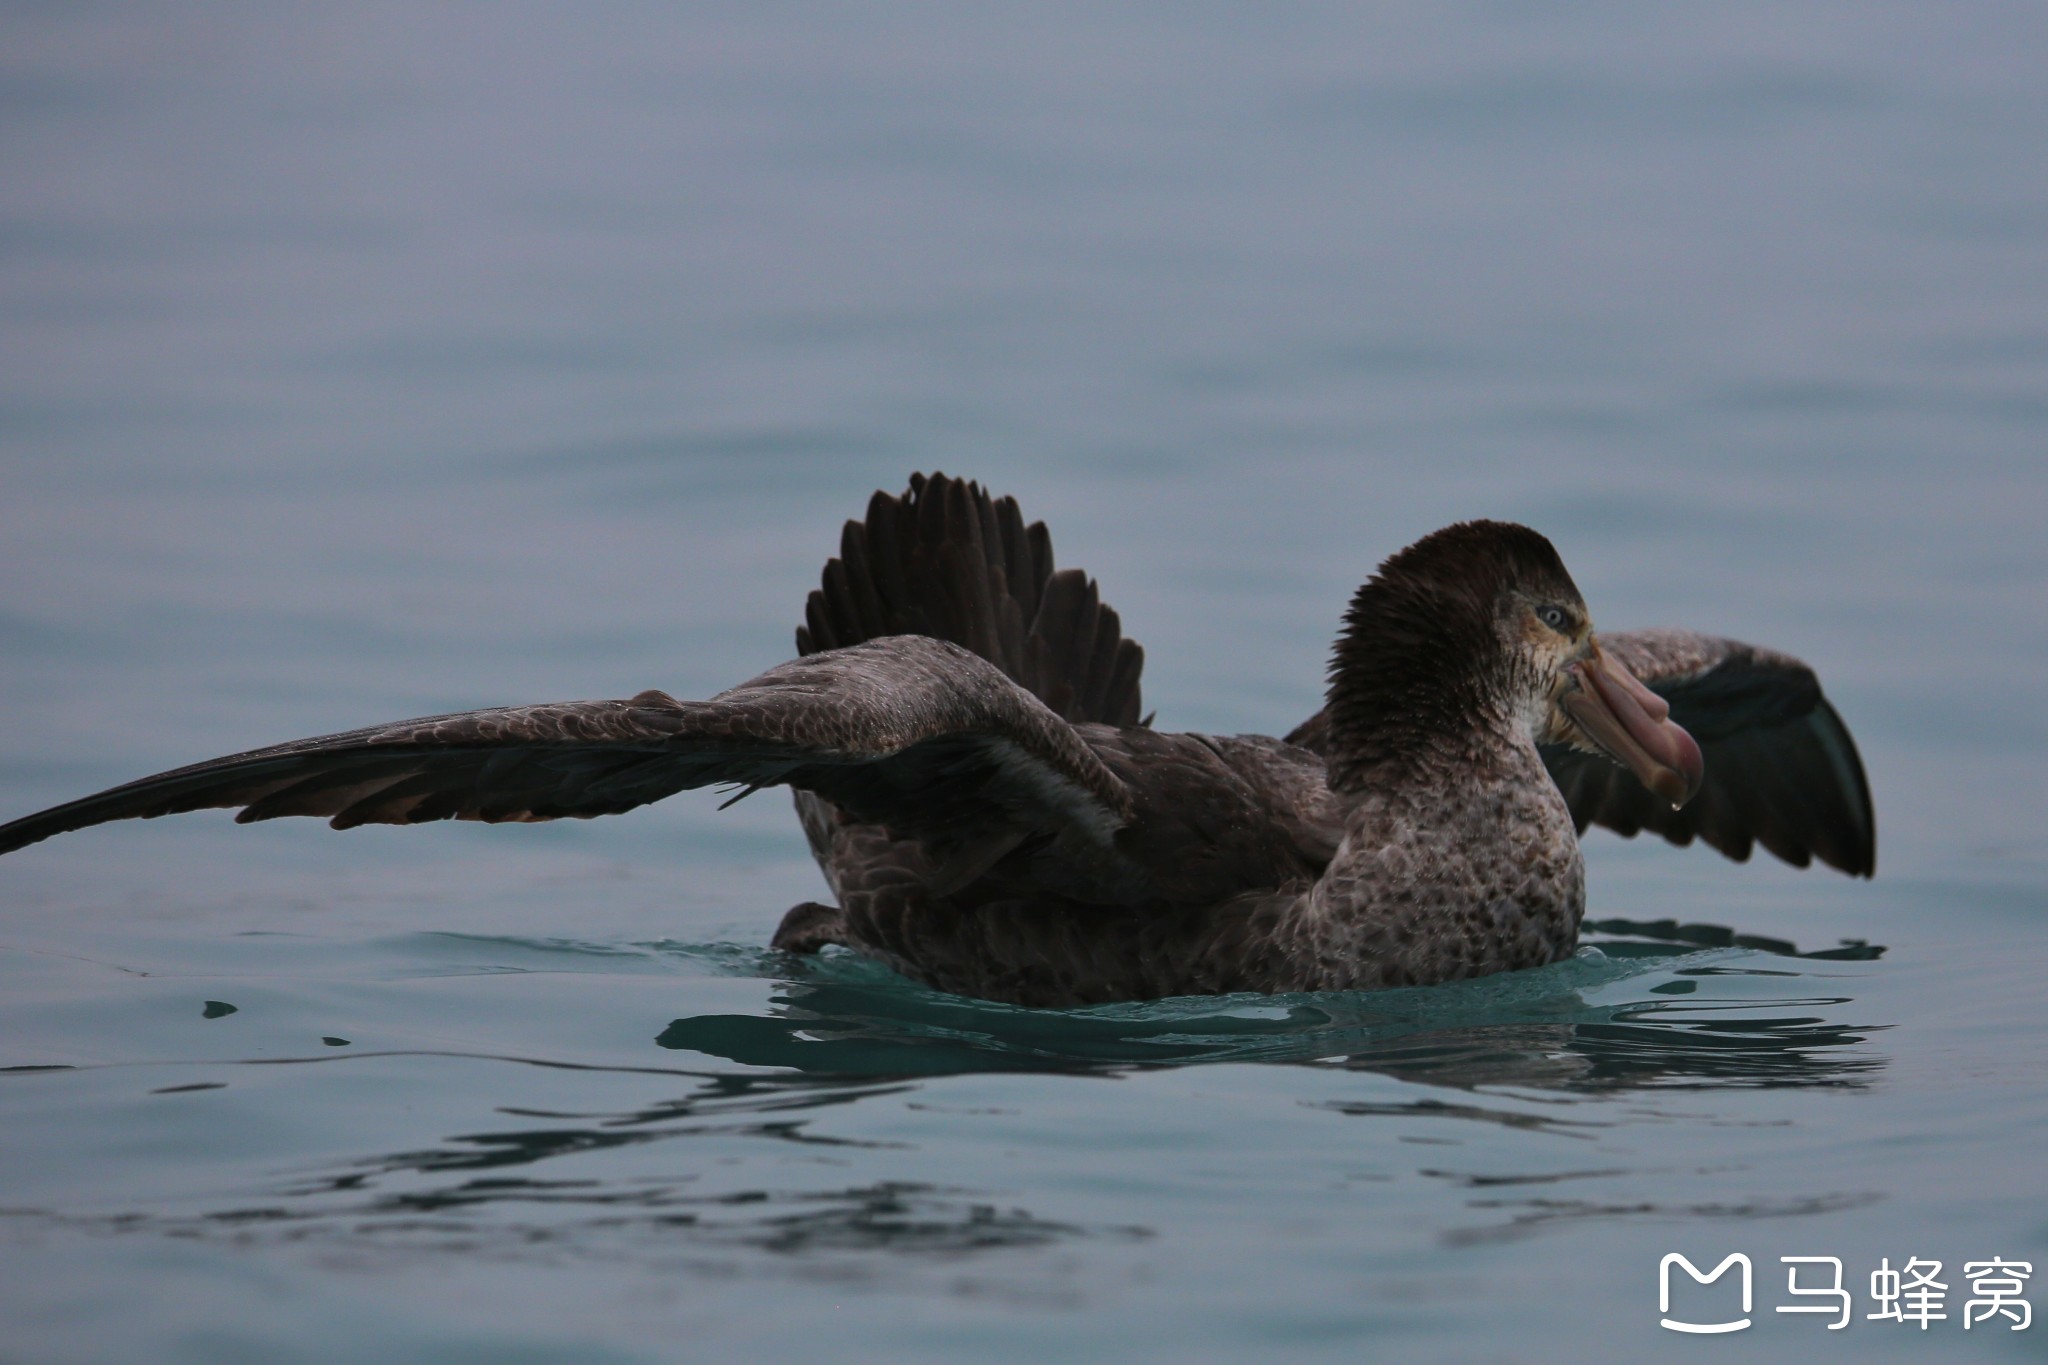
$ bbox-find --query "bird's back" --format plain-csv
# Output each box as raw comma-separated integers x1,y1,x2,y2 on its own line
781,475,1342,987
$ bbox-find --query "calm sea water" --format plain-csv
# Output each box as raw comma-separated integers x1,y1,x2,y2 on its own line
4,6,2046,1361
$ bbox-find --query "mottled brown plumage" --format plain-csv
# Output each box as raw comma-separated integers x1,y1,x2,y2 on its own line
0,474,1875,1006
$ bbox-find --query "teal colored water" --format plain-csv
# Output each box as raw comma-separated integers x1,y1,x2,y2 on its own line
3,7,2046,1361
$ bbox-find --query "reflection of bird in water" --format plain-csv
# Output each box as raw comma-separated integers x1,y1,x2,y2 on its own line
0,475,1873,1006
657,961,1886,1096
1327,1010,1885,1095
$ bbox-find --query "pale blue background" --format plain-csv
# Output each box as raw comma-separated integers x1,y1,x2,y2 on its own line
3,6,2044,1361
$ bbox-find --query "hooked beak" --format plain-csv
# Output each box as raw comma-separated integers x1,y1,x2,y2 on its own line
1559,642,1705,809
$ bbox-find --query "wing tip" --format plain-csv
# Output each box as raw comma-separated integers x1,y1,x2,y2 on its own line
0,823,50,857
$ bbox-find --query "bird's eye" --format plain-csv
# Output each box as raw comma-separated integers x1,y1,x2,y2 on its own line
1536,605,1572,633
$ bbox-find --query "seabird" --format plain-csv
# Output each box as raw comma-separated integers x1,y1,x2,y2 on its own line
0,474,1873,1006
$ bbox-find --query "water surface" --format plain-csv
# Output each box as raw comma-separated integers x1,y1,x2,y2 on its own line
3,6,2046,1361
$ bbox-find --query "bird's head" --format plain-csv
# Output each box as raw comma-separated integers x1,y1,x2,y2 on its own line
1325,519,1703,808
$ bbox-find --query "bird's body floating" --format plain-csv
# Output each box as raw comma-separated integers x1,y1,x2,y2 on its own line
0,474,1872,1006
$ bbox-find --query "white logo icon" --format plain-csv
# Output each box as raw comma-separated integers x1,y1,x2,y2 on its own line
1661,1253,1753,1334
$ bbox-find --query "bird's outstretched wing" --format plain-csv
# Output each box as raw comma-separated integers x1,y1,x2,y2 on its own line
1539,629,1875,876
0,637,1134,864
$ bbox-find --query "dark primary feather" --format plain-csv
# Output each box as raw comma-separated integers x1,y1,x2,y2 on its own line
797,472,1146,728
0,637,1134,862
1537,629,1875,877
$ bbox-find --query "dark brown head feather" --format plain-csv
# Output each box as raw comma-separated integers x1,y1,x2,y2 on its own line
1324,520,1580,789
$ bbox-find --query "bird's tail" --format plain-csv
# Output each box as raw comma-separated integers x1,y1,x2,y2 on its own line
796,472,1147,727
